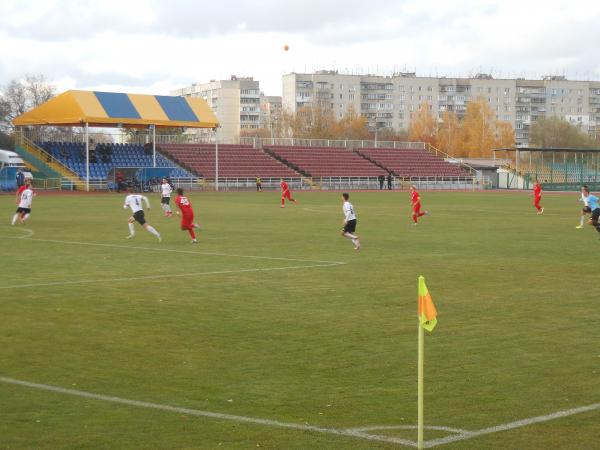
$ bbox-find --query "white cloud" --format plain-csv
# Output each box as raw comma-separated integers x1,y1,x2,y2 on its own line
0,0,599,96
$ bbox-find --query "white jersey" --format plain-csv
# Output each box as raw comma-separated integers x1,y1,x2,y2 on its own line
124,194,149,213
343,201,356,221
580,193,590,206
18,188,34,209
161,182,173,198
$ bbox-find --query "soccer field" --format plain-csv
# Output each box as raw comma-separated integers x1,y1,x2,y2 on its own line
1,190,599,449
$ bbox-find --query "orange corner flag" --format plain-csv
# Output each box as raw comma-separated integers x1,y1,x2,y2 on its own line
418,276,437,332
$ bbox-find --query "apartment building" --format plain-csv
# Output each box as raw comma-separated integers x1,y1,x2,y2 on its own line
283,71,600,146
171,76,261,143
259,95,282,131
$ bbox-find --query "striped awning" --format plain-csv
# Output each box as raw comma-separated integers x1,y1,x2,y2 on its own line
13,90,218,129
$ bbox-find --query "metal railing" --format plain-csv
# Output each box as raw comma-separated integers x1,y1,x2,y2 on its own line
425,143,483,178
15,131,84,180
242,137,426,150
19,129,429,150
25,174,489,192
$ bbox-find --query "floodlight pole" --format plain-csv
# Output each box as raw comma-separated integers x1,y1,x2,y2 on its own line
152,124,156,168
85,122,89,192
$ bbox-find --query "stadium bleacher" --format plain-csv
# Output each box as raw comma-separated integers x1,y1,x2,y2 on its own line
38,142,194,180
159,144,299,178
265,146,384,177
355,147,467,177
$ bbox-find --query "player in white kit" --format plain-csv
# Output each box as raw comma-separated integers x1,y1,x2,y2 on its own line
341,192,361,251
576,185,592,229
160,178,173,217
123,190,162,241
11,184,34,225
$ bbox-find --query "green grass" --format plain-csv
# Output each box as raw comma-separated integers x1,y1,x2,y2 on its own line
1,190,599,450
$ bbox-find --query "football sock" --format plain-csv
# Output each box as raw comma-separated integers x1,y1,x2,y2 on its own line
165,205,172,213
188,229,196,239
128,223,136,236
21,213,30,222
11,214,19,225
146,225,160,237
580,216,585,226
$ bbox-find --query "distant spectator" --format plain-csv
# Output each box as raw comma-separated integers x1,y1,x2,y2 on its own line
387,173,393,190
144,142,153,155
378,174,385,190
16,169,25,188
116,171,125,193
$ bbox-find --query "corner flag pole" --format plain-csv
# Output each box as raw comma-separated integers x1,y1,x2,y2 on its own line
418,314,424,449
417,275,437,450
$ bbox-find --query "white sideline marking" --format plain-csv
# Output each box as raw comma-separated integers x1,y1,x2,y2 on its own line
424,402,600,448
2,376,598,447
0,376,416,447
8,236,344,265
0,263,340,290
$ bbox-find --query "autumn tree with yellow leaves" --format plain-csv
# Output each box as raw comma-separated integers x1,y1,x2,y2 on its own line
415,98,515,158
408,102,438,145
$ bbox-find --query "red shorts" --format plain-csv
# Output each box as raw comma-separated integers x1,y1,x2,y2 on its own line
412,202,421,213
282,191,292,200
181,212,194,229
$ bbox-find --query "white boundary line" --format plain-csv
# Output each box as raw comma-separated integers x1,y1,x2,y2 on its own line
0,263,340,290
1,231,346,289
1,375,598,448
424,402,600,448
0,376,417,447
6,235,345,265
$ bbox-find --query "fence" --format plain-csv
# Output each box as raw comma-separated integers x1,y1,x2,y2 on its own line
241,137,426,150
20,128,427,150
22,175,488,192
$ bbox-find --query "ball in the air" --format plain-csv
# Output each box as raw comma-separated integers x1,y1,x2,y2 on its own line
283,44,289,51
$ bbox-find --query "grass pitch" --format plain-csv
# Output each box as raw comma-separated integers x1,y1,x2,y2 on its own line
1,190,599,449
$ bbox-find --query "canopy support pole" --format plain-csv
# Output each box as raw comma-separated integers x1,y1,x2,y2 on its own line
215,127,219,192
152,125,156,168
85,123,89,192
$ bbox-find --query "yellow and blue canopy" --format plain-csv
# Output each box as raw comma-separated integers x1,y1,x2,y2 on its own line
13,90,218,129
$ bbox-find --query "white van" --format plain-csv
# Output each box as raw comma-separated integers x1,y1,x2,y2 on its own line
0,149,33,178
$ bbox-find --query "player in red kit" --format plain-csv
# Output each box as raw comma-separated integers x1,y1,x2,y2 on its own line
533,181,544,214
174,188,200,243
410,185,429,225
280,179,297,208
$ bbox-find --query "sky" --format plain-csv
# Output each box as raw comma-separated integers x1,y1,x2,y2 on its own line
1,0,600,97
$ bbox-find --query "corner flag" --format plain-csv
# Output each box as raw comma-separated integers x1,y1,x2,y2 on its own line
418,276,437,332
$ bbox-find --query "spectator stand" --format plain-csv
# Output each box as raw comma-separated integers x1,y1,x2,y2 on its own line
13,90,218,191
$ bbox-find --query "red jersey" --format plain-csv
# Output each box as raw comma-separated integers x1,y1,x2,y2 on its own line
534,184,542,197
280,181,289,193
411,190,420,205
175,195,194,214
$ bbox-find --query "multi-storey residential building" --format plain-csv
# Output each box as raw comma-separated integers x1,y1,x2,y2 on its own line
259,95,282,133
283,71,600,146
171,76,261,143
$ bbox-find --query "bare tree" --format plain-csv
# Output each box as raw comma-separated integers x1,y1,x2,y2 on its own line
0,74,56,134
